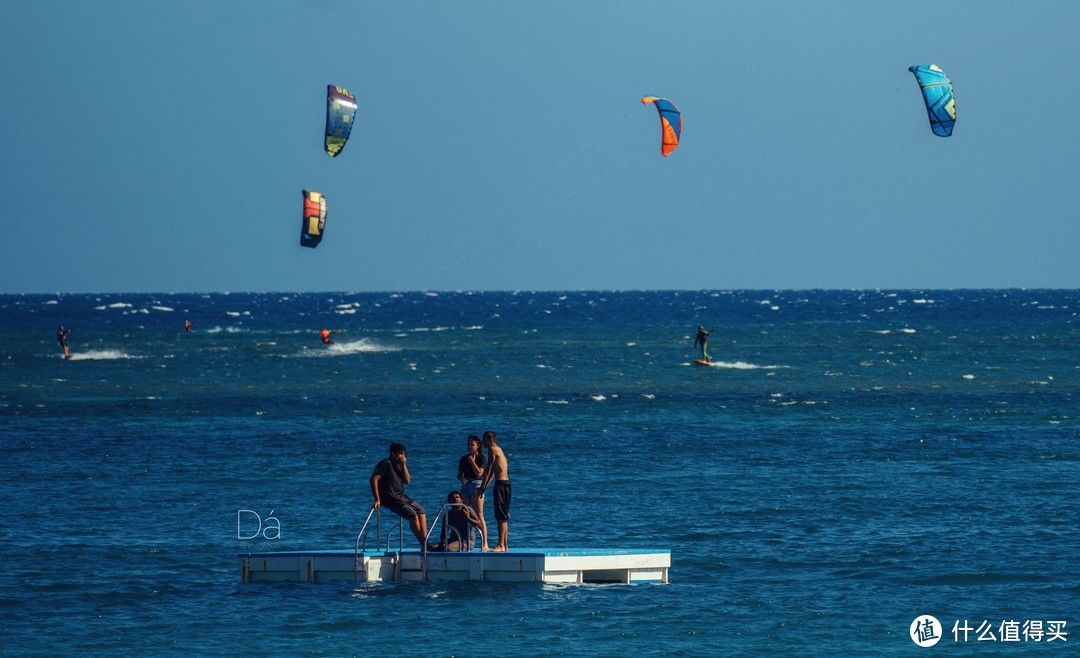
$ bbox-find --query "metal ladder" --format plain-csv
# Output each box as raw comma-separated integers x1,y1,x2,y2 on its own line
353,506,406,582
353,502,478,582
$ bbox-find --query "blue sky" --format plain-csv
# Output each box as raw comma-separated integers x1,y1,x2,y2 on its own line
2,1,1078,293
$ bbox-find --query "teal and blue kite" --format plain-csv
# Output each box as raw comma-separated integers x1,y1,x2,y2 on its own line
908,65,956,137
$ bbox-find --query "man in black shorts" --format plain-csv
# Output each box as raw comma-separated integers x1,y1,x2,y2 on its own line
370,442,434,551
478,430,511,551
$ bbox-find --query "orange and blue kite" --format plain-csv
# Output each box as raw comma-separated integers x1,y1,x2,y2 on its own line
300,190,327,248
642,96,682,156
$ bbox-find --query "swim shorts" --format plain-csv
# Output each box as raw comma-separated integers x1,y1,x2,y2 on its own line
384,498,425,521
461,478,483,498
494,480,511,522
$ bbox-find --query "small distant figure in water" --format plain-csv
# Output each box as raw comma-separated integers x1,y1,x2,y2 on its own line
56,325,71,359
319,328,340,345
694,325,711,363
184,319,193,333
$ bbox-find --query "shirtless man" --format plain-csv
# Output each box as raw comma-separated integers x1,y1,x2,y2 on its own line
478,430,510,551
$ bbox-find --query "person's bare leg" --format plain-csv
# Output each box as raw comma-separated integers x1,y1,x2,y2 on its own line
410,514,429,548
469,494,489,550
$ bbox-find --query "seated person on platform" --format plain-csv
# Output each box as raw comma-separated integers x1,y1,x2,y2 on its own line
434,491,483,551
370,441,433,551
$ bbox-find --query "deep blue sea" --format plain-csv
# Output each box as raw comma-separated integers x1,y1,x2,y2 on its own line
1,290,1076,655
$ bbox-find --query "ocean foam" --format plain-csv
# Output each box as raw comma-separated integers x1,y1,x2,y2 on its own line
298,339,400,357
67,350,137,361
695,360,784,370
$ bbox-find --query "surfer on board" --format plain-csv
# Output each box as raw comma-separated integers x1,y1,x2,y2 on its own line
57,325,71,359
319,328,339,345
694,325,711,363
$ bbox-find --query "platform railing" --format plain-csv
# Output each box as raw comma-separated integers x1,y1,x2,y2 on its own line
354,507,377,553
354,503,480,583
353,506,405,582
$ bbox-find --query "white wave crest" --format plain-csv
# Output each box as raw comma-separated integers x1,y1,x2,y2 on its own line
67,350,138,361
695,360,784,370
299,339,399,357
203,326,248,334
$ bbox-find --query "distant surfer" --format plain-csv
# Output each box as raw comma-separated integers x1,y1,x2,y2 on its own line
184,319,192,333
56,325,71,359
319,328,340,345
694,325,711,363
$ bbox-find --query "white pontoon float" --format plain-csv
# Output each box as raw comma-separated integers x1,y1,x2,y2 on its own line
239,505,670,585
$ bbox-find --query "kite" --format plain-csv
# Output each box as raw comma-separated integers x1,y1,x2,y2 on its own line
325,85,357,157
641,96,682,156
301,190,327,248
908,65,956,137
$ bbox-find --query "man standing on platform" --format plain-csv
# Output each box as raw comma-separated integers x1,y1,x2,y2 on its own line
478,430,511,552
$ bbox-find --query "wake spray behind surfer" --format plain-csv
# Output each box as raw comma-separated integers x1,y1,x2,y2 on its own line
694,325,711,363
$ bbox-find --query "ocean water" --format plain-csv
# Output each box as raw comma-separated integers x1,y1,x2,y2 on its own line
1,290,1076,655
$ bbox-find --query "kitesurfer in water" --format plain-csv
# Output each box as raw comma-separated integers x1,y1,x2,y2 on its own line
694,326,711,363
184,320,193,333
319,328,339,345
57,325,71,359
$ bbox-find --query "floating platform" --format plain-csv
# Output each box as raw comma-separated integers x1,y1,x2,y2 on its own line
239,547,670,585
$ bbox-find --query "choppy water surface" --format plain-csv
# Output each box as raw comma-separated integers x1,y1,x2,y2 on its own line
1,290,1076,655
